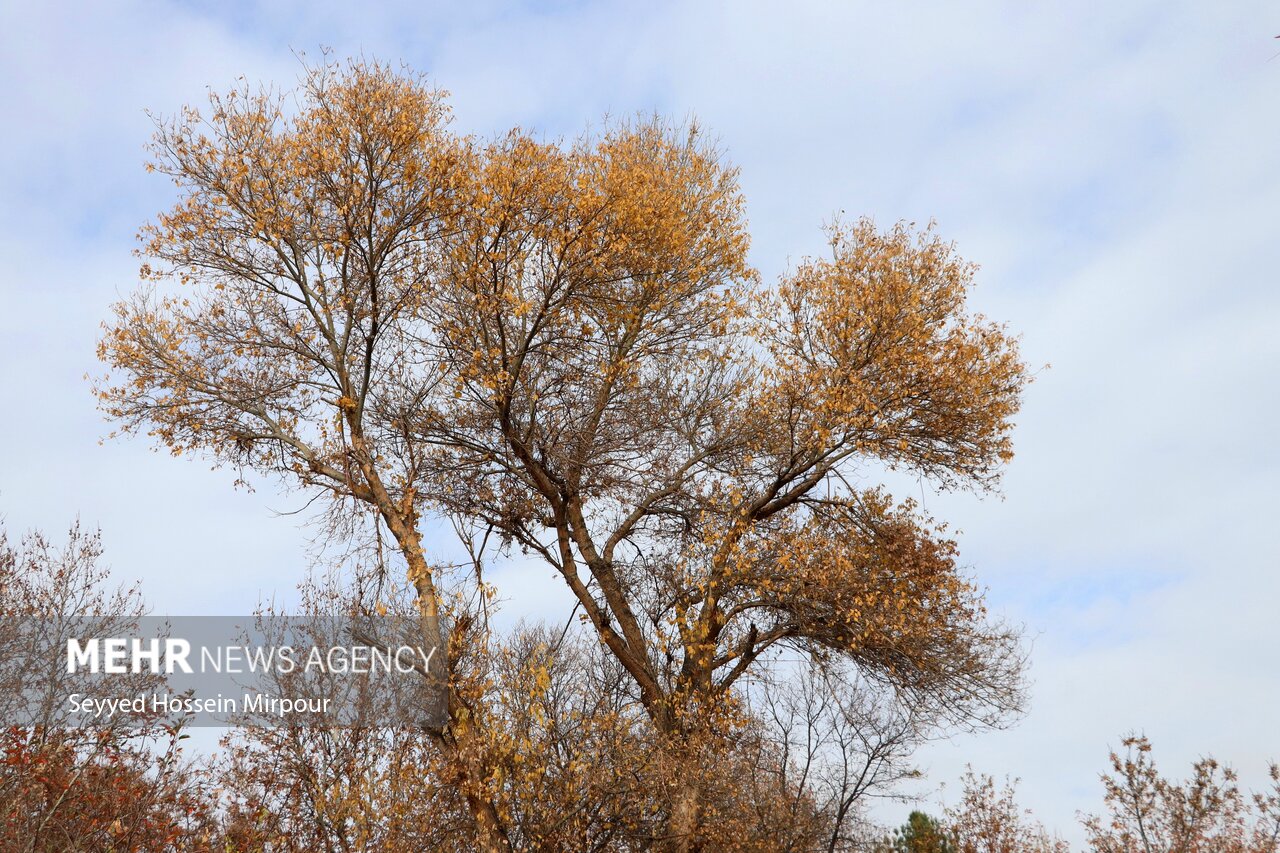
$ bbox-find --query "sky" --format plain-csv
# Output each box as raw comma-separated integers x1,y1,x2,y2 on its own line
1,0,1277,844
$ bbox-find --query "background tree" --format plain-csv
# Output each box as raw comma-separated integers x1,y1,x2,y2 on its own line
751,661,939,851
875,811,955,853
98,56,1029,849
0,521,216,852
216,571,855,851
1081,735,1280,853
945,771,1067,853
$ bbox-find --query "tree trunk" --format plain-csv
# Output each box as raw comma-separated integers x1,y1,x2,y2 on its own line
467,793,512,852
375,495,511,851
667,769,702,853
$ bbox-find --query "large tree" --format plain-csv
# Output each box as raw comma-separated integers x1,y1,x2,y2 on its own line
99,57,1028,850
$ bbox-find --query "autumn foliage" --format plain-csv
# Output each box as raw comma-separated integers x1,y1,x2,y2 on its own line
0,525,214,851
90,55,1032,850
1082,736,1280,853
1,521,1278,850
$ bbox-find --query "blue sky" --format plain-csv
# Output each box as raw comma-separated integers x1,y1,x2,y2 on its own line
2,0,1278,843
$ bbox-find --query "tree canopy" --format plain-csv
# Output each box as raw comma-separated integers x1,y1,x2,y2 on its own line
97,57,1029,851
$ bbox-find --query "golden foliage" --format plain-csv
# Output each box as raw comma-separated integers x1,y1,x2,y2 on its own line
98,56,1030,850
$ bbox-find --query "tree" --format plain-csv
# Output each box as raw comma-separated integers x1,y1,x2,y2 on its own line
946,771,1066,853
753,662,940,851
98,56,1029,850
876,811,955,853
1082,735,1280,853
0,522,216,851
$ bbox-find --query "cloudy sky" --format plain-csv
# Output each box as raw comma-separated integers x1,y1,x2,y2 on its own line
2,0,1277,842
